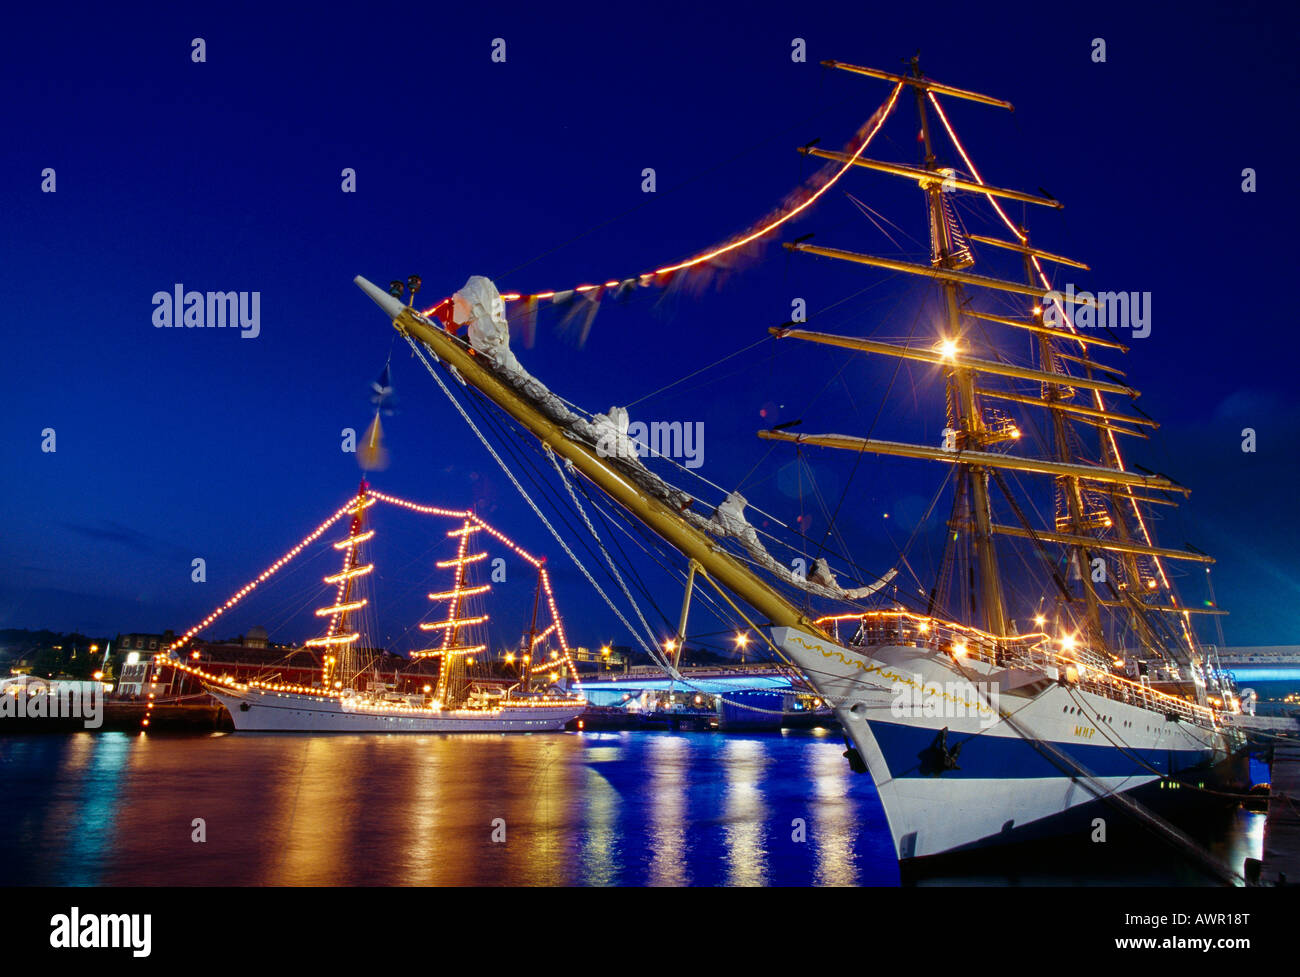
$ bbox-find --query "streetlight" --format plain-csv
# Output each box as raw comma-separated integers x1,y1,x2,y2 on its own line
735,632,750,664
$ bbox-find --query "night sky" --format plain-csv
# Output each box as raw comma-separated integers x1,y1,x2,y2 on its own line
2,1,1296,652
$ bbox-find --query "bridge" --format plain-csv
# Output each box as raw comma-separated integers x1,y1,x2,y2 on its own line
1216,646,1300,684
567,664,805,707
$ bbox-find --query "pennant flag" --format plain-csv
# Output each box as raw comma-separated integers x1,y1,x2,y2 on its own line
370,362,396,414
575,289,602,346
358,413,389,472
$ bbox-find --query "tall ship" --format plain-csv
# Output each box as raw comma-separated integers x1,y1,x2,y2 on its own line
164,480,586,732
353,55,1248,867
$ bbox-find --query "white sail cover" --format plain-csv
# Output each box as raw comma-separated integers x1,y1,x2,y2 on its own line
453,275,519,373
708,492,896,600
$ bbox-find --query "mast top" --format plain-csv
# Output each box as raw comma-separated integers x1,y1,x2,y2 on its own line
823,58,1014,111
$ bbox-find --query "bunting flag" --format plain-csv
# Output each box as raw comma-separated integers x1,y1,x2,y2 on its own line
574,288,602,346
556,286,604,345
516,295,540,348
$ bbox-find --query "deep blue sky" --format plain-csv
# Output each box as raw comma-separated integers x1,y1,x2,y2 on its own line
2,1,1297,651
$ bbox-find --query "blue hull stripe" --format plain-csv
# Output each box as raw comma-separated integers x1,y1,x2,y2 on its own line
868,719,1212,780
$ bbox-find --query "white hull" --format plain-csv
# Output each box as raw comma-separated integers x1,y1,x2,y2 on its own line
208,686,583,733
772,627,1242,861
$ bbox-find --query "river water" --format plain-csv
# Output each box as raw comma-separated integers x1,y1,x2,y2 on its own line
0,729,1263,886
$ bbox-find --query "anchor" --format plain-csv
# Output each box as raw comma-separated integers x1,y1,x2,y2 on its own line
919,726,963,775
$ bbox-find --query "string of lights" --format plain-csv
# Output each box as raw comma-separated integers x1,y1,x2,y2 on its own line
165,498,356,653
417,82,906,318
162,489,582,687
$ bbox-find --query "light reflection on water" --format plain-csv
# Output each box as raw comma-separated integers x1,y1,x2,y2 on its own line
809,737,858,886
647,735,690,886
722,738,770,887
0,730,1261,886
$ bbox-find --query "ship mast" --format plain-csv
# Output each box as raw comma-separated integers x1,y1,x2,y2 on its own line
311,479,373,690
759,57,1224,674
910,55,1006,636
520,562,545,693
416,518,490,706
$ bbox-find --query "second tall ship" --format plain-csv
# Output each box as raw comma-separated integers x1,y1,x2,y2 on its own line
170,481,585,732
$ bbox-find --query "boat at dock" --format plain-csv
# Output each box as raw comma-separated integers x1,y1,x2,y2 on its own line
205,685,582,733
162,482,585,733
353,54,1250,870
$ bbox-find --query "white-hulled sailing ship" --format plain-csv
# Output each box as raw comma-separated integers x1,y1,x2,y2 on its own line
354,55,1248,866
175,480,585,732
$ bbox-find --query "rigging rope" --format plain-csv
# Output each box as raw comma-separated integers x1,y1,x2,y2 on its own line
545,446,664,658
560,459,797,716
402,333,662,670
